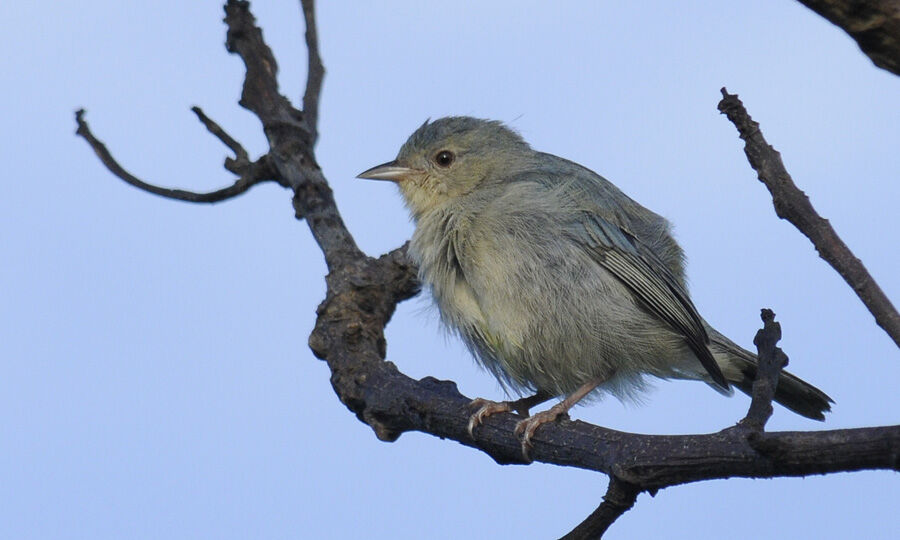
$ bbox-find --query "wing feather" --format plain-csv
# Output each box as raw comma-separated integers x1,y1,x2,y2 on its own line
574,213,729,389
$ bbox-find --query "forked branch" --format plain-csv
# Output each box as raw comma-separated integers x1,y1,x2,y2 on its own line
75,108,276,203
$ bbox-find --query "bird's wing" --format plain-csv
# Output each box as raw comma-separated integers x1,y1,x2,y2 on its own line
568,212,729,389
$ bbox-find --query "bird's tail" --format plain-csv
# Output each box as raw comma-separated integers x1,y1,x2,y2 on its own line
708,329,833,421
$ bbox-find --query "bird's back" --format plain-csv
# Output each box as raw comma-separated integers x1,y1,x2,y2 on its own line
517,152,688,287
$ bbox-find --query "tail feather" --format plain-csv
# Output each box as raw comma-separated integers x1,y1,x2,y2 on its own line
708,329,833,421
728,356,833,420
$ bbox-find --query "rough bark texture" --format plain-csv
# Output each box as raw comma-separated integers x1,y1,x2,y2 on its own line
797,0,900,76
560,479,640,540
718,88,900,349
740,309,790,430
75,2,900,538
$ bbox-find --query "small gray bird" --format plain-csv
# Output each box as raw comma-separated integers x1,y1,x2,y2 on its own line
358,117,831,448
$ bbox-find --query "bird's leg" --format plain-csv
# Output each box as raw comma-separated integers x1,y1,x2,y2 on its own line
467,391,553,437
515,377,604,460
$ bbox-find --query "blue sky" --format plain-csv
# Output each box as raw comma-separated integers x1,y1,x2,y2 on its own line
2,1,898,538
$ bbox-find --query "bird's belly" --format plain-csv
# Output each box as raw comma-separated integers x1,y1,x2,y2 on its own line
443,254,694,399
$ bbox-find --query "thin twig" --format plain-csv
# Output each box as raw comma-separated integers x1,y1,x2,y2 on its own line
300,0,324,143
75,109,275,203
191,106,250,165
560,478,641,540
718,88,900,350
740,309,789,430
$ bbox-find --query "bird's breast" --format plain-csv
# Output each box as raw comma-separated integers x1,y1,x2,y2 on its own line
410,209,488,334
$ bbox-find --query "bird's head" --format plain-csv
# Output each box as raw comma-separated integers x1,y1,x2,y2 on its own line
357,116,531,218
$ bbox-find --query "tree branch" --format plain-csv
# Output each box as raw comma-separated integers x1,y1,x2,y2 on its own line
74,108,276,203
740,309,789,430
191,105,250,168
796,0,900,77
224,0,361,270
300,0,324,143
560,478,641,540
309,258,900,486
718,87,900,350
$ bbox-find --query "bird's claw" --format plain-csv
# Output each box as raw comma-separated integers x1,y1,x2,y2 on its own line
514,408,568,461
466,398,513,438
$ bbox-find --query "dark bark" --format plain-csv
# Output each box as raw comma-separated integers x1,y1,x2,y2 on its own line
797,0,900,76
75,108,277,203
560,478,640,540
740,309,789,430
718,88,900,350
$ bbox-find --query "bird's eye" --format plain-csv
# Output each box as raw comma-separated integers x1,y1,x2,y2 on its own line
434,150,455,167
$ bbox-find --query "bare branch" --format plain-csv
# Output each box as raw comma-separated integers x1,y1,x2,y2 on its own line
75,109,275,203
560,478,640,540
306,242,899,490
191,105,250,166
739,309,789,430
225,0,304,136
300,0,324,143
311,253,900,487
718,88,900,350
224,0,362,269
796,0,900,77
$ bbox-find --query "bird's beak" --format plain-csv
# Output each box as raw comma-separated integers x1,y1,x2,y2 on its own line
356,160,419,183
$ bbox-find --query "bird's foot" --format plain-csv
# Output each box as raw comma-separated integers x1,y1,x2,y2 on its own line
466,392,551,437
467,398,514,437
514,403,570,461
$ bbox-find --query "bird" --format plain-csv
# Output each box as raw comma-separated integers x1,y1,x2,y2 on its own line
358,116,832,452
